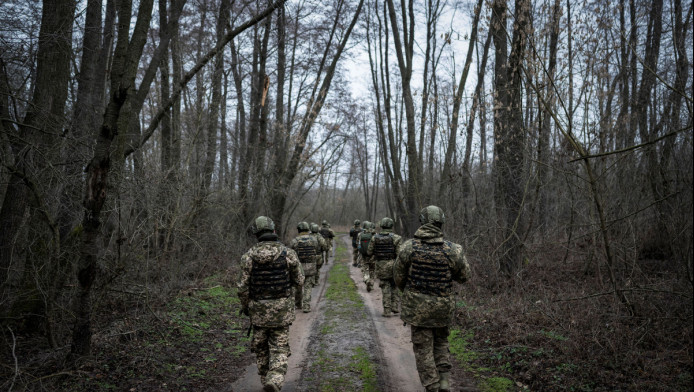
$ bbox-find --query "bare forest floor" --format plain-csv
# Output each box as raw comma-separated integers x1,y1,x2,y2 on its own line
1,233,691,391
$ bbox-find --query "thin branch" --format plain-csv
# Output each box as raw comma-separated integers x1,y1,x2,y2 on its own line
569,125,693,162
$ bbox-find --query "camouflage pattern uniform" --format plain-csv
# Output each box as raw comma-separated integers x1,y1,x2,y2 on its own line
237,216,305,392
367,217,403,316
289,222,320,313
349,220,362,266
320,220,335,265
394,206,470,392
357,221,376,291
310,223,328,285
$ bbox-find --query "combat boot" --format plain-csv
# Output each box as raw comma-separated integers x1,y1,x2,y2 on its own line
438,371,450,392
263,382,280,392
382,307,392,317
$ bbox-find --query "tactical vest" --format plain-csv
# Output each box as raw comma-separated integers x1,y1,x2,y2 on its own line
406,240,453,297
372,233,396,260
249,250,291,300
295,236,317,263
359,232,373,256
320,227,333,239
350,228,362,248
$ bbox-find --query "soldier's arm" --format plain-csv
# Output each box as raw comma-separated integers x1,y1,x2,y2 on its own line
237,253,252,313
450,244,471,284
394,235,404,255
286,249,305,287
393,243,411,290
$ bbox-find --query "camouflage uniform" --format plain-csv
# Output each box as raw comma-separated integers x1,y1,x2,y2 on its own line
310,223,328,285
289,222,320,313
393,206,470,392
320,220,335,265
349,220,362,266
237,216,305,392
357,221,376,291
367,217,403,316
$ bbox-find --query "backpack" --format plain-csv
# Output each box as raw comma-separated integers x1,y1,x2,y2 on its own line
358,231,373,256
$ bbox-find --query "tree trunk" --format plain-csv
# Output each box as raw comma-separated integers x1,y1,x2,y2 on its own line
491,0,529,277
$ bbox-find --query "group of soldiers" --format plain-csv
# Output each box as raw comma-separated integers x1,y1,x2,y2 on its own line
236,206,470,392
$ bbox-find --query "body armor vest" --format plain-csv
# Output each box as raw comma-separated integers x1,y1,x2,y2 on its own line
373,233,396,260
249,249,291,300
359,232,373,256
295,236,317,263
320,228,333,239
406,240,453,297
350,228,362,248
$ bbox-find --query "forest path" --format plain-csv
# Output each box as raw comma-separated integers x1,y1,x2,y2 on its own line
229,235,425,391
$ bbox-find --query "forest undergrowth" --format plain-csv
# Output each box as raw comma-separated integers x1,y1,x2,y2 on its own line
1,234,691,391
452,242,693,392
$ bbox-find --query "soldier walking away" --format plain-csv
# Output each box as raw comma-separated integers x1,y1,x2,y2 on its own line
310,223,328,286
367,217,403,316
394,206,471,392
237,216,305,392
357,221,376,292
320,220,335,264
349,219,362,266
289,222,320,313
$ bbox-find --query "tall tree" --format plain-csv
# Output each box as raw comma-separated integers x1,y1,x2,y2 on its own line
491,0,530,277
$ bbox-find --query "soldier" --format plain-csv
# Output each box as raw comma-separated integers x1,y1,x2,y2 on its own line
393,206,471,392
289,222,320,313
349,219,362,267
367,217,403,316
237,216,304,392
310,222,328,285
320,220,335,265
357,221,376,292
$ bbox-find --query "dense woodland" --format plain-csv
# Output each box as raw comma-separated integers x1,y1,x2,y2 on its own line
0,0,692,390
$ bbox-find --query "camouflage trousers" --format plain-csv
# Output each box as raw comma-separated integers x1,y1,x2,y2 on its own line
251,325,290,389
352,248,359,266
379,278,400,313
362,258,375,288
411,325,452,391
301,275,315,311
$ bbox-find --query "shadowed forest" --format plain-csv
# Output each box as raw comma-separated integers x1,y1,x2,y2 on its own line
0,0,692,390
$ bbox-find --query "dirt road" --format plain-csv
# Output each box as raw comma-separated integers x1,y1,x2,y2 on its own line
230,235,425,391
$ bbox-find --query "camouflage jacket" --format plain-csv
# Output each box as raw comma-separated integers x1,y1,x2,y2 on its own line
393,224,470,327
366,230,403,279
237,234,305,327
289,232,319,276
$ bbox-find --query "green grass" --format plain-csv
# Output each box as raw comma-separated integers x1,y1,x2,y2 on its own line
448,329,478,370
480,376,513,392
350,346,378,392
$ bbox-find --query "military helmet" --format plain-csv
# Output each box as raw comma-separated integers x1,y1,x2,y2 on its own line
322,220,329,226
379,217,394,229
354,219,361,226
419,205,445,225
310,223,320,233
250,216,275,235
297,221,310,232
361,220,371,229
367,221,376,229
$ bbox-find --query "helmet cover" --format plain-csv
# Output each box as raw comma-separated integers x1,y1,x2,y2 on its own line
251,216,275,235
419,205,446,225
379,217,394,229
